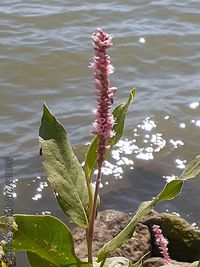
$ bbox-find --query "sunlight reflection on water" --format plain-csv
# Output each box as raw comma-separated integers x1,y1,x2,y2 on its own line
89,114,195,188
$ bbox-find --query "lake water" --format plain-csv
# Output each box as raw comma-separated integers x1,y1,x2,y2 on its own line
0,1,200,263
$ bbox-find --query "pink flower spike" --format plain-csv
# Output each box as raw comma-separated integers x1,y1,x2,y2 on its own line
152,224,172,264
91,28,117,162
87,29,118,263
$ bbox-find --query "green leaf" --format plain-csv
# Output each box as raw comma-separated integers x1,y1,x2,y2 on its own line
178,155,200,180
85,88,136,181
156,180,183,202
0,215,88,267
28,252,91,267
97,200,155,262
39,104,89,227
84,136,99,181
92,257,131,267
111,88,136,147
27,252,58,267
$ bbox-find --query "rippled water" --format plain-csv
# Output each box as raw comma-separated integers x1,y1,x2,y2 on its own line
0,0,200,235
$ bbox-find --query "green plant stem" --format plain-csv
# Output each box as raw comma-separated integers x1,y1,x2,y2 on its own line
87,163,102,264
86,176,94,263
99,257,106,267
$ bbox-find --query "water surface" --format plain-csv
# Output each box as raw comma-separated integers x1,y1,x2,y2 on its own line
0,0,200,232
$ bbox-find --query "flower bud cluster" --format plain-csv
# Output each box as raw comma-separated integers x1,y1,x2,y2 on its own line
91,28,117,162
152,224,172,264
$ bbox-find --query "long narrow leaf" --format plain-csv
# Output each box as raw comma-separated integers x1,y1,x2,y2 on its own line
178,155,200,181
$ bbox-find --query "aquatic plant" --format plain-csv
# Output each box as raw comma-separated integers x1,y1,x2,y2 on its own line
0,28,200,267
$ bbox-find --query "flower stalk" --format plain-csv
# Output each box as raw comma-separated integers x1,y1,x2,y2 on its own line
87,28,117,264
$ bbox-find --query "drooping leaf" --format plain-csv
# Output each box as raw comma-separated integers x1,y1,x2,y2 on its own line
0,215,87,267
178,155,200,180
85,88,136,181
39,104,89,227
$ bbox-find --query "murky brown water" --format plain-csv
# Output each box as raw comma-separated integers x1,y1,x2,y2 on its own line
0,1,200,264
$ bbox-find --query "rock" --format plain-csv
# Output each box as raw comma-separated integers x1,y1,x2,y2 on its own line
73,209,200,265
141,211,200,262
143,257,166,267
73,210,151,263
143,257,193,267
